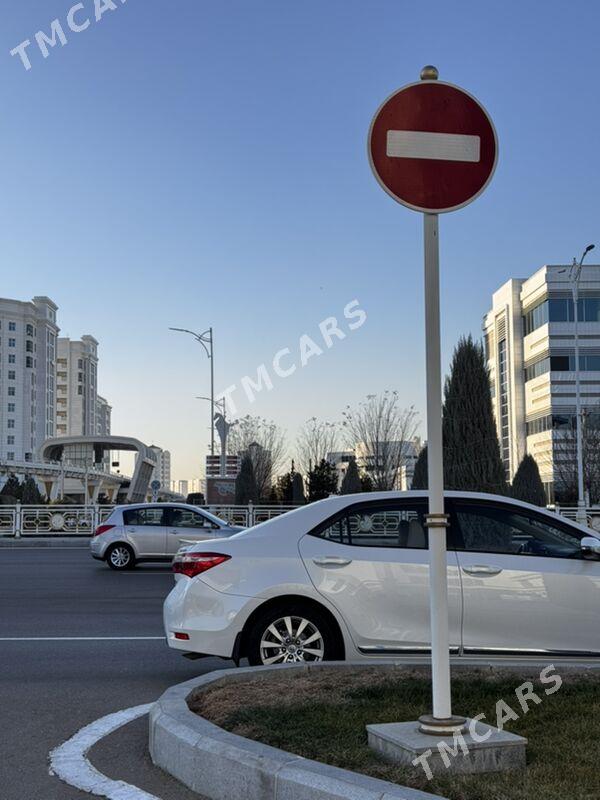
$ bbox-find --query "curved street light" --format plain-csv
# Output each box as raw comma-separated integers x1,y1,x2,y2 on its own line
169,327,215,456
559,244,595,524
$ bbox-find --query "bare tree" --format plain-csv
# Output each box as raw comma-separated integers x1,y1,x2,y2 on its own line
550,409,600,505
341,392,419,491
228,415,287,501
295,418,339,476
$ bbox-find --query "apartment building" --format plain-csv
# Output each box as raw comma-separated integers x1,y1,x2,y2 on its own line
0,296,59,462
56,336,99,437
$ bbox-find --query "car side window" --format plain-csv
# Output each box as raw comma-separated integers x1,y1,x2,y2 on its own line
454,503,583,558
312,503,429,549
169,509,217,529
123,508,165,526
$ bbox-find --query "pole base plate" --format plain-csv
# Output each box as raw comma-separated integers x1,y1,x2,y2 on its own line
418,714,468,736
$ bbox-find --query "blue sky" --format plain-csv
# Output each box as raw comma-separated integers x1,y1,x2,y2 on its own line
2,0,599,481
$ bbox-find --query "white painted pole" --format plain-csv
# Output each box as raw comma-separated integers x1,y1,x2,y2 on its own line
573,277,587,526
421,212,453,724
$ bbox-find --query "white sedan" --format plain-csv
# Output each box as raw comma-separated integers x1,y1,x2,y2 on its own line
163,491,600,665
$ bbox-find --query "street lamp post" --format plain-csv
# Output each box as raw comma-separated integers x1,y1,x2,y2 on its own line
169,327,215,456
197,396,228,475
566,245,595,525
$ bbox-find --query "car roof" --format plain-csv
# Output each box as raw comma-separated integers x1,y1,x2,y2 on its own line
300,490,598,536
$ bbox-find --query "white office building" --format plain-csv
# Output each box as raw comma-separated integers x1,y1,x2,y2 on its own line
0,296,59,463
484,264,600,499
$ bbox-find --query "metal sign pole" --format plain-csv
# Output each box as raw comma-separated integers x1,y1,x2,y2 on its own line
419,212,465,735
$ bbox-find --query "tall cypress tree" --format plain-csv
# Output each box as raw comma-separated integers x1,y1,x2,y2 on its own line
511,454,546,506
0,474,22,503
235,455,259,504
307,459,338,502
340,457,362,494
442,336,507,494
411,446,428,490
292,472,306,504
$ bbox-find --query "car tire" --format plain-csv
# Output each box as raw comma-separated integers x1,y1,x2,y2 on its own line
246,603,341,667
106,543,135,570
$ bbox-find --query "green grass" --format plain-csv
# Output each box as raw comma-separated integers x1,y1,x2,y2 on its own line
190,667,600,800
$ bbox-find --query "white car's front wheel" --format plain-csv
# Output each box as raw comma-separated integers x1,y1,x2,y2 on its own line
246,604,341,666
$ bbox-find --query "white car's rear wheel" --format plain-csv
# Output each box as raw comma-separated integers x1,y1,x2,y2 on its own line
246,604,341,666
106,544,135,570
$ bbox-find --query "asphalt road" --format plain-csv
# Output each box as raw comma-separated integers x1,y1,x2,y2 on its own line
0,546,227,799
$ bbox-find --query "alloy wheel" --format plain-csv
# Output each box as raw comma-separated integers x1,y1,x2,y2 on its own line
109,546,131,568
259,615,324,665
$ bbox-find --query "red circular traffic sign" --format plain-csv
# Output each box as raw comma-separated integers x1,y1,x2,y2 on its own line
368,80,498,213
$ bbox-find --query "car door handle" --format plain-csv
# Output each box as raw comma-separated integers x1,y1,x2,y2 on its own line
462,565,503,576
312,557,352,567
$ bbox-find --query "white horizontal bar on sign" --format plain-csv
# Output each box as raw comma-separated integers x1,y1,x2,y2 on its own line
386,130,481,163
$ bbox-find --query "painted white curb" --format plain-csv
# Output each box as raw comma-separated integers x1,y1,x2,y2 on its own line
149,662,446,800
50,703,159,800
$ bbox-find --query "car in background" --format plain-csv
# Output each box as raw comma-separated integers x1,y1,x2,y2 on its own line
91,503,245,570
163,491,600,666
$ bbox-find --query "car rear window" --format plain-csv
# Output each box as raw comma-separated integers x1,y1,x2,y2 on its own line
123,508,165,526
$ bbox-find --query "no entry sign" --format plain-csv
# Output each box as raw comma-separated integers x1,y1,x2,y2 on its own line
368,79,498,213
367,68,499,733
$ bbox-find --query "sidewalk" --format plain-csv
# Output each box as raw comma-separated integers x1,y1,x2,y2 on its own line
0,536,90,547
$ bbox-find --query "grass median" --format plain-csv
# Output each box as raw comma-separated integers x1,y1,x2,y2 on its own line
189,665,600,800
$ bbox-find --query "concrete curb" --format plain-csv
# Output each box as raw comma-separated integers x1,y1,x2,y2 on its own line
0,536,91,547
149,662,447,800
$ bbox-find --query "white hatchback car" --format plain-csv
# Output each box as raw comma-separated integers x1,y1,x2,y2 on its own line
91,503,245,570
164,491,600,665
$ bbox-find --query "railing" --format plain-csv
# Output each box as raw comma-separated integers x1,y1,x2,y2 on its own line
550,505,600,532
3,501,597,537
0,503,299,536
205,504,299,528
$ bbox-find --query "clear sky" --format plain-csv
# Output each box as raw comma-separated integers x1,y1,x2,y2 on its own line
3,0,599,482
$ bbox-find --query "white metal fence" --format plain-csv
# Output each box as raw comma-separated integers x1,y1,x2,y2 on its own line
1,501,599,537
0,503,299,537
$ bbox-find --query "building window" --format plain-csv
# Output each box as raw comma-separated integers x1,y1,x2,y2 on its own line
8,371,15,380
24,453,32,462
7,435,14,445
78,372,83,382
26,340,33,352
8,354,15,364
78,359,83,369
25,356,33,368
7,419,15,429
7,452,14,461
78,385,83,395
497,338,510,475
523,300,549,335
525,353,600,382
26,324,34,336
7,403,15,412
8,322,16,331
8,387,15,396
524,357,550,382
8,338,16,347
525,296,600,335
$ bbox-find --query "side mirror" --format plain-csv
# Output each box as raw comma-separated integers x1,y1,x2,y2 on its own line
580,536,600,558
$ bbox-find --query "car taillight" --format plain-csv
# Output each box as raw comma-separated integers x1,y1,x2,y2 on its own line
172,552,231,578
94,524,115,537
